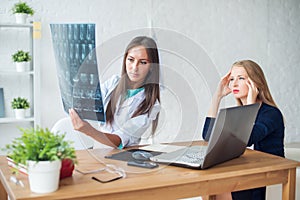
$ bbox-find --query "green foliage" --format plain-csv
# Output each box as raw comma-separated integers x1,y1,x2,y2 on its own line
12,1,34,15
11,97,30,109
12,50,31,62
5,127,77,166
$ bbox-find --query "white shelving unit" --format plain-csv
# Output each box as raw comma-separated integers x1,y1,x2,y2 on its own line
0,23,39,153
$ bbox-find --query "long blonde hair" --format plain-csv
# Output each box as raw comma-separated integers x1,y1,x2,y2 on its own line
232,60,277,107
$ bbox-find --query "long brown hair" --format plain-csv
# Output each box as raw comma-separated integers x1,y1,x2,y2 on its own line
232,60,277,107
106,36,160,135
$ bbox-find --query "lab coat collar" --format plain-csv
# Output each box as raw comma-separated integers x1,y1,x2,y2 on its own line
117,89,145,110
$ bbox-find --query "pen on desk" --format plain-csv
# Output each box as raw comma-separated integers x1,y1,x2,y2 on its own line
10,176,24,187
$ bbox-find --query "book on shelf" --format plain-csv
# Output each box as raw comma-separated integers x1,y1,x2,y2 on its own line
6,156,28,175
0,88,4,117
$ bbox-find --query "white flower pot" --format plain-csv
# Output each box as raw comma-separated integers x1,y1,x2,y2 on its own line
27,160,62,193
14,109,26,119
14,13,28,24
16,62,29,72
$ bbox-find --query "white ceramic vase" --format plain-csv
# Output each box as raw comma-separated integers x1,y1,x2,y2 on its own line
15,62,29,72
14,109,26,119
14,13,28,24
27,160,62,193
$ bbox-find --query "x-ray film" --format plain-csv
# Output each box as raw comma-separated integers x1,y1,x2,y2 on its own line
50,23,105,121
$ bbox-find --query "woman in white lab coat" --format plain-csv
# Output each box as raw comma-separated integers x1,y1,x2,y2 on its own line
69,36,161,149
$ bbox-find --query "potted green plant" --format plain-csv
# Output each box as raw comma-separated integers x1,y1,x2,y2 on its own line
5,127,77,193
12,1,34,24
11,97,30,119
12,50,31,72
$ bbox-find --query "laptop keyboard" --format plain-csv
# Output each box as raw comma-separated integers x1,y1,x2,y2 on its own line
177,146,207,164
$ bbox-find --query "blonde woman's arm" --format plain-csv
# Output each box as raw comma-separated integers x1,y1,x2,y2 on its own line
207,71,231,117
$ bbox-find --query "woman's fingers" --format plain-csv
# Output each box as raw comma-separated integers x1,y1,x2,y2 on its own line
248,78,259,92
220,71,231,96
246,78,259,104
69,109,84,130
222,70,231,79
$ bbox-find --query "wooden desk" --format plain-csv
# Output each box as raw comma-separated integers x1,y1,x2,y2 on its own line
0,144,299,200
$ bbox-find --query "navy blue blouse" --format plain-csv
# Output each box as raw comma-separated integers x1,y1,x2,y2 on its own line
202,103,285,200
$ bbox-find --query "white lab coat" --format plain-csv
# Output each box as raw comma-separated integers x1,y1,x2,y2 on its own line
96,75,160,148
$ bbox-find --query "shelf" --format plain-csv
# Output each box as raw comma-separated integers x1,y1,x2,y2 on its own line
0,117,34,124
0,23,33,28
0,21,39,148
0,70,34,75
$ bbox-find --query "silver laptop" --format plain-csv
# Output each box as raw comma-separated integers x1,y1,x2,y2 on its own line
150,103,260,169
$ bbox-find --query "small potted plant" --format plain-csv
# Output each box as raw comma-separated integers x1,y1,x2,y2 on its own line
11,97,30,119
12,1,34,24
5,127,77,193
12,50,31,72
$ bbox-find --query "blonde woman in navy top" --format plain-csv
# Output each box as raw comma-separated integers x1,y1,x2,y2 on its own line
202,60,284,200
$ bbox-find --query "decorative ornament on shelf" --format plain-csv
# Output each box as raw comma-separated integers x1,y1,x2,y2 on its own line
11,97,30,119
11,50,31,72
12,1,34,24
4,127,77,193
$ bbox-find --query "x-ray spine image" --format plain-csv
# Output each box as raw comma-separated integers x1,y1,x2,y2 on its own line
50,23,105,122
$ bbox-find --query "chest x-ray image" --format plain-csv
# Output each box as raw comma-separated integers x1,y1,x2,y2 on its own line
50,23,105,122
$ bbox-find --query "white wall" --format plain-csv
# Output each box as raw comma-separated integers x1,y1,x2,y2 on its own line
1,0,300,144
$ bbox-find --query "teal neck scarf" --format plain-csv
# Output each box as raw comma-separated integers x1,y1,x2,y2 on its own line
126,87,144,98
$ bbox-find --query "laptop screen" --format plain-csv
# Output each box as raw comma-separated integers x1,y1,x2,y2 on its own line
202,103,260,169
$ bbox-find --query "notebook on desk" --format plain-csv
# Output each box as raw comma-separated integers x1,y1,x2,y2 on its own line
150,103,260,169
